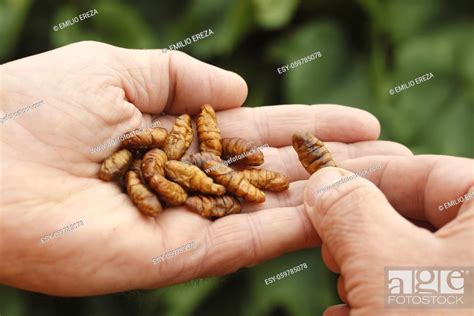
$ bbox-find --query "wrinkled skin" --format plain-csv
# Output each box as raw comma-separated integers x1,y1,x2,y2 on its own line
305,158,474,316
0,41,412,296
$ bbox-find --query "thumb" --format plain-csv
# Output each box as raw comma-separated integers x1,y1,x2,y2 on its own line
303,167,417,265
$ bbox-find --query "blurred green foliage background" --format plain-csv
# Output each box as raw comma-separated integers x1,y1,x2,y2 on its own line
0,0,473,315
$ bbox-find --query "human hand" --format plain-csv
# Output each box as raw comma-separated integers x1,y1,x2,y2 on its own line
303,155,474,315
0,41,411,296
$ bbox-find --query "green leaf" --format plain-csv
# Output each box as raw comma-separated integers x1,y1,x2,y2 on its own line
385,75,455,145
384,0,442,44
324,59,372,110
139,278,221,316
253,0,300,30
457,27,474,105
0,0,32,60
268,21,350,104
51,1,155,49
243,249,338,316
166,0,254,58
191,0,254,57
51,6,98,47
395,23,473,77
424,98,474,157
0,285,28,316
386,22,474,155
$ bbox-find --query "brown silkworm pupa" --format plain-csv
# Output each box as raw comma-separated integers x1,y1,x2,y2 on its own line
239,168,289,192
162,114,193,160
185,195,241,218
292,132,337,174
121,127,168,150
197,104,222,156
99,149,133,181
221,138,264,166
202,161,265,203
125,170,163,217
165,160,226,195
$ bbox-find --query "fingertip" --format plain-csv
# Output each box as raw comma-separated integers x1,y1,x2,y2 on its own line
323,304,350,316
303,167,349,230
182,53,248,111
321,243,340,273
227,70,248,108
118,47,248,114
362,141,412,157
348,107,381,140
383,141,413,156
315,104,381,142
337,275,348,303
366,110,381,140
174,55,248,112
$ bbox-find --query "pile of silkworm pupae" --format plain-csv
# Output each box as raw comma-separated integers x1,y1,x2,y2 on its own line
98,104,337,219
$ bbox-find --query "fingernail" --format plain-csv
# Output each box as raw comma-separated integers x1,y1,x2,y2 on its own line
325,304,349,312
304,167,346,208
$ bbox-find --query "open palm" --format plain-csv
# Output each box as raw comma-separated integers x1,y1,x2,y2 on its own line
0,41,412,296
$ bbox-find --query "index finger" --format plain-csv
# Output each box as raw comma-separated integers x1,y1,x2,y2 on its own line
115,48,248,114
217,104,381,146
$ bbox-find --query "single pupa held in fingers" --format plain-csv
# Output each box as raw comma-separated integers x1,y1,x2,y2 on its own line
185,195,241,218
197,104,222,156
165,160,226,195
162,114,193,160
99,149,133,181
292,132,337,174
